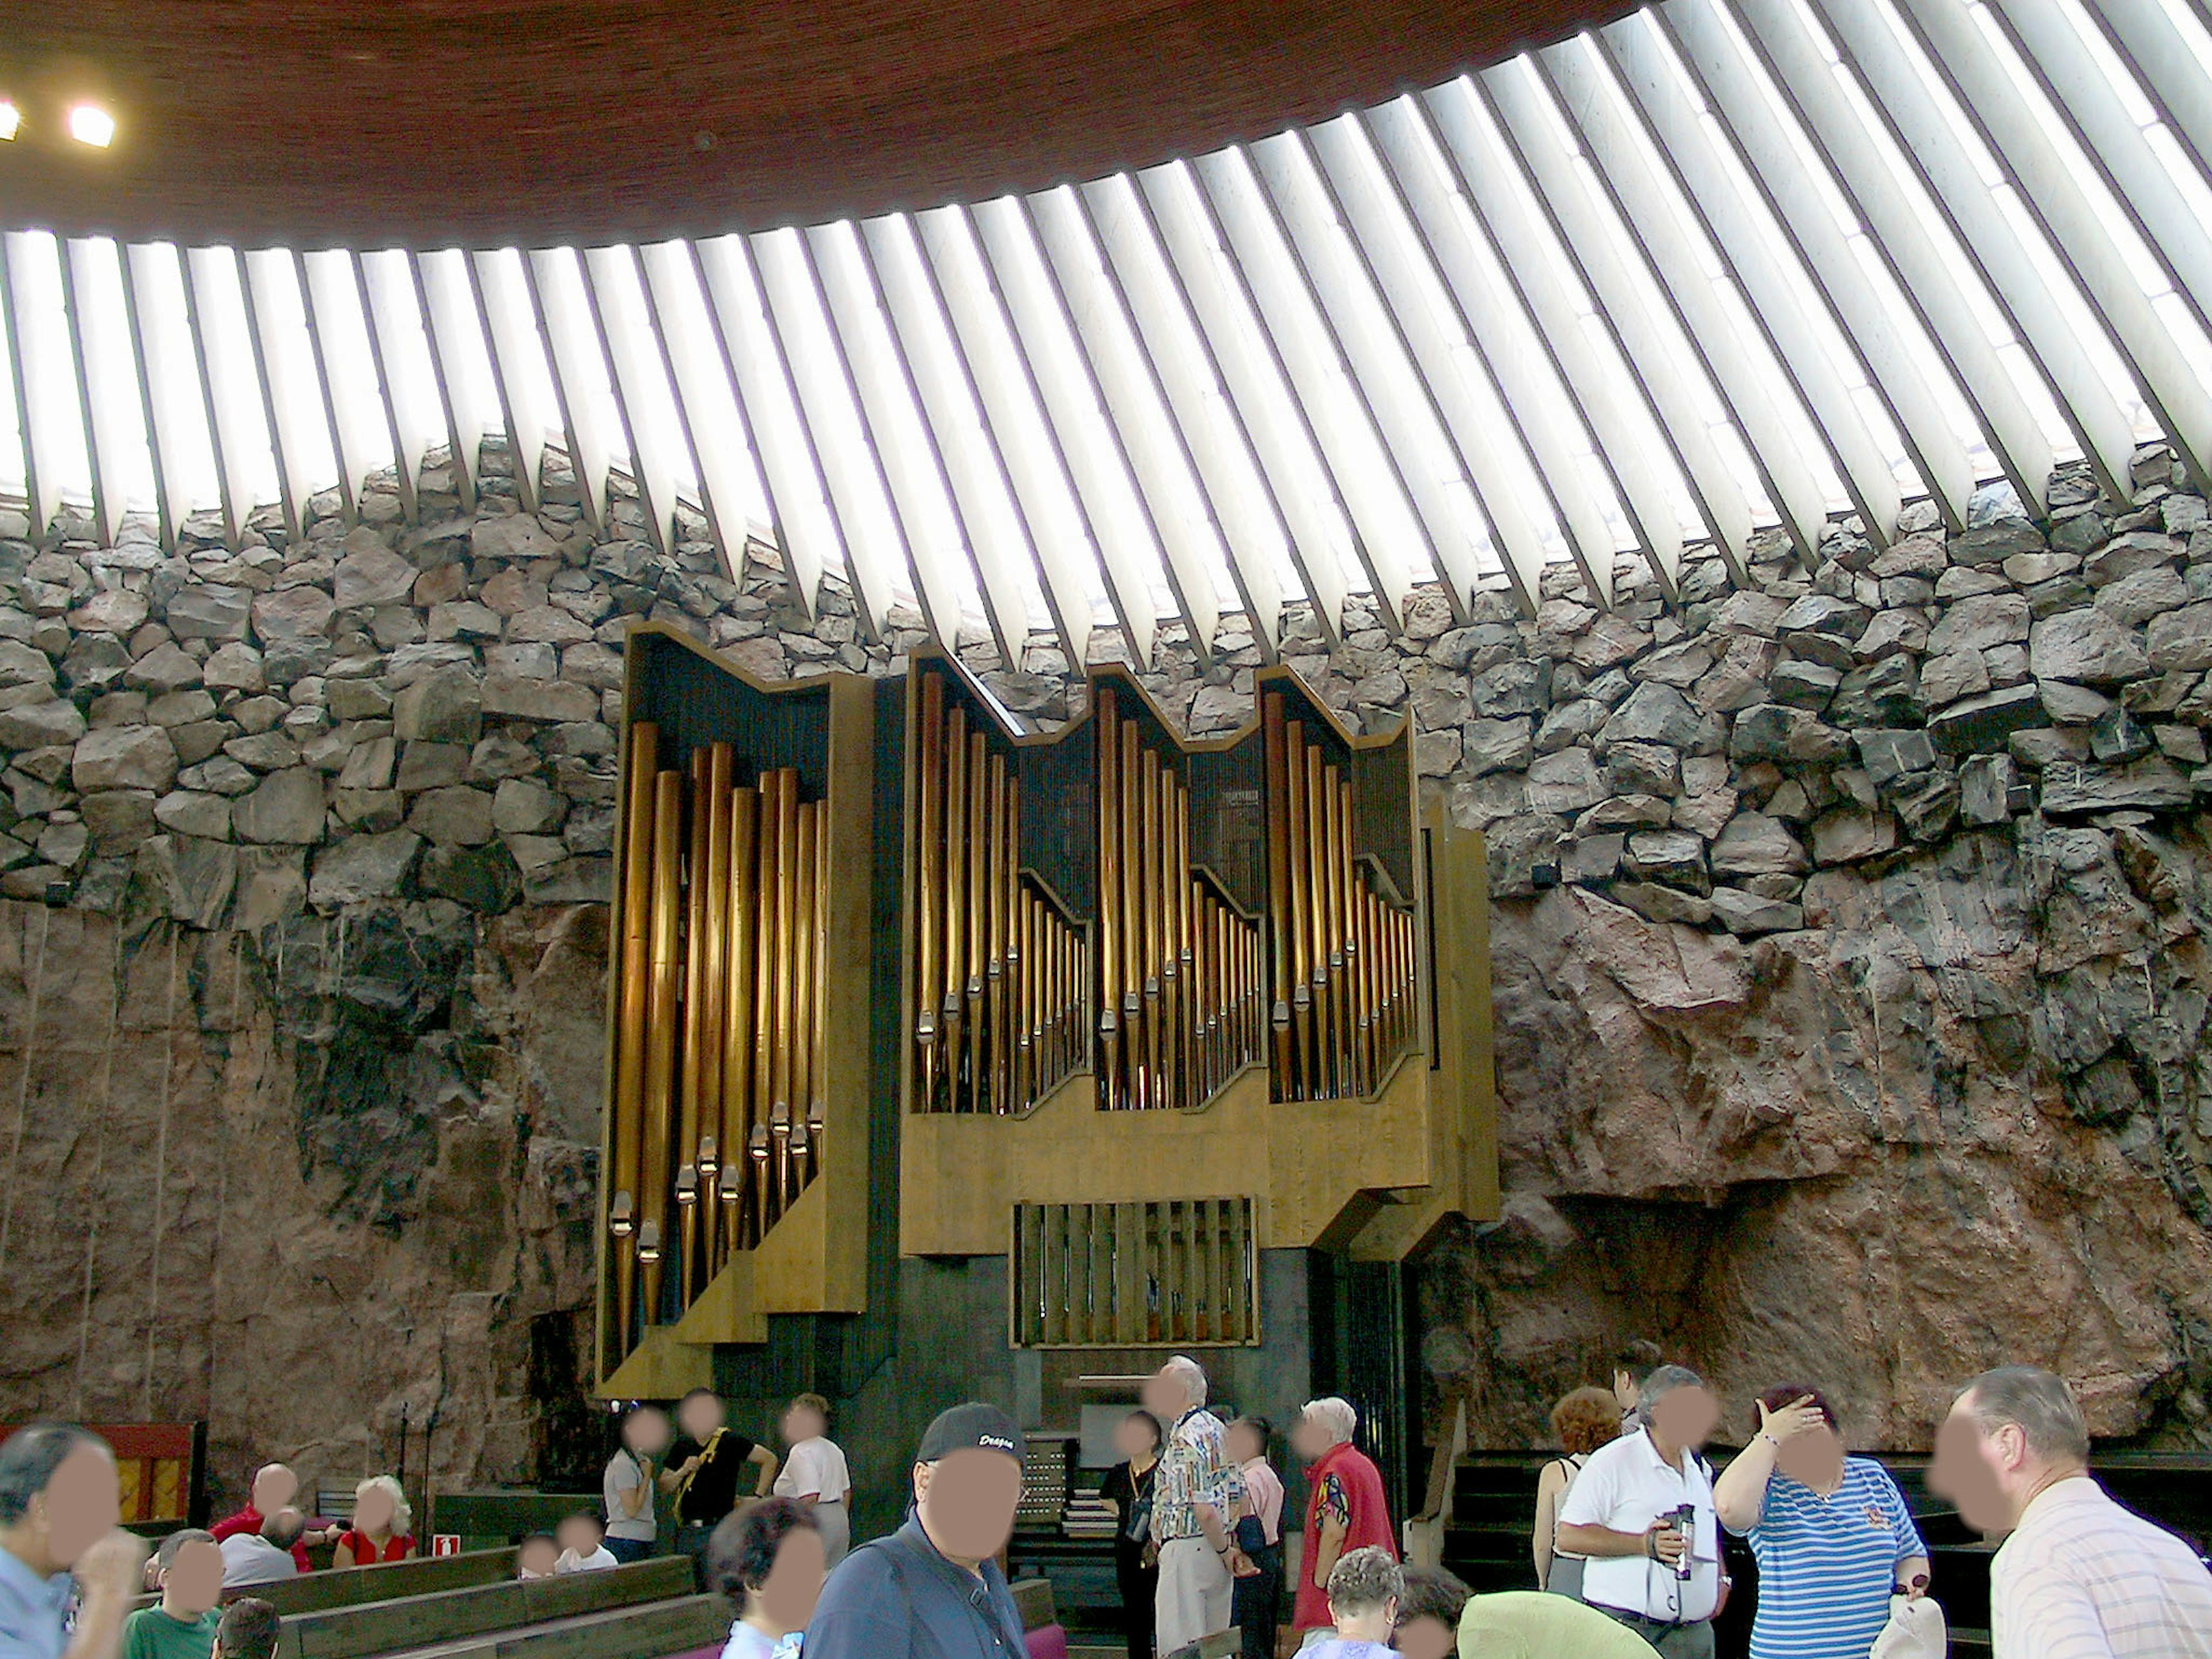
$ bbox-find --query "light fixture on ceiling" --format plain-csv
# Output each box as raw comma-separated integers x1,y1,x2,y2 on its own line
0,102,19,141
67,104,115,149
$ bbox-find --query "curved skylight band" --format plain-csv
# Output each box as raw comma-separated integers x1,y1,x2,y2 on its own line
2,0,2208,658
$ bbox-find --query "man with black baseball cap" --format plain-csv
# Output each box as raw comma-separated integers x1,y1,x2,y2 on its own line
802,1402,1029,1659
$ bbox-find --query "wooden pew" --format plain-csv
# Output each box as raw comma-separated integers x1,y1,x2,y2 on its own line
279,1559,697,1659
378,1596,732,1659
213,1550,520,1616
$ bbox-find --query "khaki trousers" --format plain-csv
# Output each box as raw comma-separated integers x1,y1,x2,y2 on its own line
1155,1535,1233,1653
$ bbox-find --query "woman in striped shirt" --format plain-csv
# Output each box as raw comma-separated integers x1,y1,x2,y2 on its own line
1712,1384,1930,1659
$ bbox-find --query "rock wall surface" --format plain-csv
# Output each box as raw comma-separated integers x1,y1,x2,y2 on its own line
2,433,2210,1502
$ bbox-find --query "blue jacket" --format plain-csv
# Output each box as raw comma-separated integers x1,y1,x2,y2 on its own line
802,1517,1027,1659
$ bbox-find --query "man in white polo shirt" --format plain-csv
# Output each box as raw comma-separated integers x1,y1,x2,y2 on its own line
1556,1365,1724,1659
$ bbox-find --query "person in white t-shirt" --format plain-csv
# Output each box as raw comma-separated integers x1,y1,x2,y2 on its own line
771,1392,853,1567
554,1512,619,1573
1555,1365,1725,1659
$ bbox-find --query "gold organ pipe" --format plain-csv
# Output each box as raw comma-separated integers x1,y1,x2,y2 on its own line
1262,697,1294,1099
942,704,968,1111
810,798,829,1160
915,675,943,1090
1119,718,1142,1108
1138,745,1161,1109
609,721,658,1357
750,770,782,1244
791,801,817,1185
719,785,759,1257
639,768,685,1323
1321,760,1347,1099
1302,741,1331,1097
698,744,733,1270
965,729,987,1113
772,771,799,1213
1284,720,1312,1097
675,750,710,1301
1095,690,1120,1107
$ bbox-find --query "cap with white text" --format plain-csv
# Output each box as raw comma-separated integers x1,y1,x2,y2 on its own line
916,1402,1022,1464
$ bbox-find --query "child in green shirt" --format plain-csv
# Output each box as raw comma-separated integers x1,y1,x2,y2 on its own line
122,1530,224,1659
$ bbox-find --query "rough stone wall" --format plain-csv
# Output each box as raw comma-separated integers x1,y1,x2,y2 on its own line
3,431,2211,1497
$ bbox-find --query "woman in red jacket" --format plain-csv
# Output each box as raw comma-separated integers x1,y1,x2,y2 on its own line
1288,1397,1396,1638
332,1475,415,1567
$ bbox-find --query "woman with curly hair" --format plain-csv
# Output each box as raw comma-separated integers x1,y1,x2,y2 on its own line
332,1475,413,1567
1533,1386,1622,1596
704,1497,826,1659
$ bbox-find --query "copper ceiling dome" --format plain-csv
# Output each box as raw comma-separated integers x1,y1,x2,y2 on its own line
2,1,1634,246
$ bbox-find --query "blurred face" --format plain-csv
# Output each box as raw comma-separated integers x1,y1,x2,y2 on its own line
557,1516,601,1558
782,1405,825,1446
1392,1614,1456,1659
250,1466,298,1514
1775,1422,1845,1486
162,1540,223,1616
1112,1415,1157,1463
517,1538,558,1577
752,1524,827,1635
1139,1370,1184,1424
1225,1423,1263,1467
679,1396,724,1442
1647,1385,1719,1453
623,1408,671,1457
913,1449,1022,1565
1928,1395,2020,1535
354,1485,396,1535
43,1445,122,1569
1289,1412,1331,1465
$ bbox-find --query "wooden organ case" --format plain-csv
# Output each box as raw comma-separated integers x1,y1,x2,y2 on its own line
899,649,1497,1348
594,625,874,1396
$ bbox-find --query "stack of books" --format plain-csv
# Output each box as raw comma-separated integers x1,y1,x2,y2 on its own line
1062,1488,1119,1539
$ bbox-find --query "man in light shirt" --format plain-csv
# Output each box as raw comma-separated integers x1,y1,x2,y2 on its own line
216,1513,303,1590
1554,1365,1724,1659
1141,1356,1243,1656
1933,1365,2212,1659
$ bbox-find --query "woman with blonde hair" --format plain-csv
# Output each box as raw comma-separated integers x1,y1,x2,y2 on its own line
333,1475,415,1567
1532,1386,1620,1596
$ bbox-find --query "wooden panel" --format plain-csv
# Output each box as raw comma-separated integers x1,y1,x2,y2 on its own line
1010,1196,1257,1349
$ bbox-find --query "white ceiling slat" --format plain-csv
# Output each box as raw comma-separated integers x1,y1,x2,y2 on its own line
970,196,1162,665
1259,127,1513,613
1812,0,2137,501
752,226,915,634
59,239,136,547
1141,161,1354,642
578,246,675,557
0,248,33,527
693,234,840,622
910,206,1093,668
357,250,446,521
1964,0,2212,486
298,248,392,522
3,232,93,541
1532,41,1836,560
1307,114,1594,610
524,247,623,536
413,249,492,510
1726,0,2054,513
855,217,1036,659
1195,146,1426,630
1662,0,1978,531
808,222,980,648
121,243,210,547
1028,185,1231,661
181,245,274,543
241,247,342,541
1076,175,1288,656
1466,70,1758,579
470,248,563,516
2096,0,2212,184
635,241,769,595
1372,94,1687,594
1599,13,1905,546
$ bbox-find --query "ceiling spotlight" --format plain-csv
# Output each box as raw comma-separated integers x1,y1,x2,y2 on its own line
68,104,115,149
0,103,19,142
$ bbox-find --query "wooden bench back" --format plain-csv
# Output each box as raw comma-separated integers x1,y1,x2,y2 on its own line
279,1559,698,1659
382,1594,730,1659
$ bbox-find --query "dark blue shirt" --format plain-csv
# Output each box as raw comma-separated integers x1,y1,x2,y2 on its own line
802,1517,1026,1659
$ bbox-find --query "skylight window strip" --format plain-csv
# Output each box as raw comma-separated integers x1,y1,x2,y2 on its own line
580,246,686,558
298,248,393,520
414,249,494,510
241,247,343,539
1411,83,1705,584
1022,188,1225,657
752,225,911,632
182,246,277,540
469,249,561,512
1600,13,1906,541
2096,0,2212,185
1663,0,1976,528
1321,110,1620,607
1987,0,2212,380
913,204,1097,665
857,213,1054,654
1076,173,1289,656
1895,0,2211,480
1815,0,2137,497
1460,69,1758,577
1520,43,1834,560
0,293,22,509
525,247,626,533
62,238,156,545
120,243,212,546
1729,0,2055,509
809,221,991,647
2,232,92,539
1200,142,1431,628
973,194,1166,663
637,240,775,592
693,234,844,619
1262,124,1524,611
1139,160,1354,640
358,250,448,520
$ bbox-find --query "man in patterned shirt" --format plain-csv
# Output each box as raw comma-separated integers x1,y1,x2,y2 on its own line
1934,1365,2212,1659
1142,1356,1243,1654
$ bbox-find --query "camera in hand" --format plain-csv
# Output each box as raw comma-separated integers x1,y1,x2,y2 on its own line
1665,1504,1696,1581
